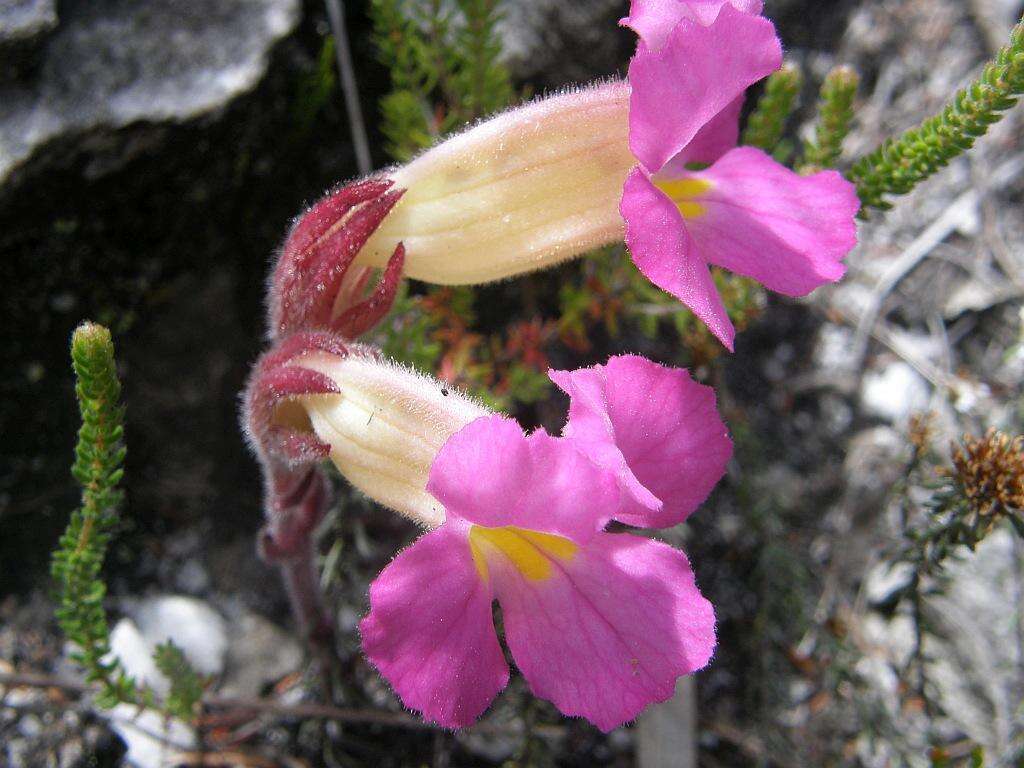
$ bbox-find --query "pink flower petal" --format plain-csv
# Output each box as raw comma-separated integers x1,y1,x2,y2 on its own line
683,146,861,296
621,167,735,350
622,0,765,51
426,414,620,543
550,364,662,520
660,97,743,173
493,532,715,732
359,524,508,728
551,355,732,528
627,5,781,174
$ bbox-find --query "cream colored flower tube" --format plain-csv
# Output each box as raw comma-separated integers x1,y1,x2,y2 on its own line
356,81,633,285
289,351,489,528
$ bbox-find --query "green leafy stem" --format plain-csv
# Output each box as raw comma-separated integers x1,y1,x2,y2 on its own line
51,322,202,720
851,17,1024,211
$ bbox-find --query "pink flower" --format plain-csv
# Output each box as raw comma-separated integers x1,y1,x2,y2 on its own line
360,417,715,731
360,356,728,731
620,2,861,350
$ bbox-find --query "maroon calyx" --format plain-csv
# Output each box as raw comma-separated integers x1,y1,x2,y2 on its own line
269,178,406,339
334,242,405,338
243,331,351,467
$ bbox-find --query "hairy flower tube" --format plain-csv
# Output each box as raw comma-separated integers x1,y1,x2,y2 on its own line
245,331,488,528
356,83,636,285
245,338,731,729
619,0,861,349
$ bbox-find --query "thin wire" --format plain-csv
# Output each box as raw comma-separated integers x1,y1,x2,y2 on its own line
325,0,373,175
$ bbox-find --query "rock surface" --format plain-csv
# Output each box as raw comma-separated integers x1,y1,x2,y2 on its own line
0,0,57,46
0,0,300,188
859,361,931,424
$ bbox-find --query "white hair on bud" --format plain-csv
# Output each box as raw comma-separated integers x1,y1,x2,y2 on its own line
290,349,491,528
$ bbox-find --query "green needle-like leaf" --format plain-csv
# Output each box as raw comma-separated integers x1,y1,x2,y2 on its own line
801,65,859,171
850,18,1024,212
742,63,803,159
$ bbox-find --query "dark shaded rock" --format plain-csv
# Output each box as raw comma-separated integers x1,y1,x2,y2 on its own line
0,2,368,595
497,0,860,91
499,0,633,86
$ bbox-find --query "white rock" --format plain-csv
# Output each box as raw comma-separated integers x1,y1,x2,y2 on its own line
107,705,196,768
863,560,915,608
108,619,167,696
133,595,228,678
101,596,228,767
814,323,856,373
831,282,876,322
859,362,931,423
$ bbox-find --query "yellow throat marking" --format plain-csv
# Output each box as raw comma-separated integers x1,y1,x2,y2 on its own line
655,177,713,219
469,526,578,582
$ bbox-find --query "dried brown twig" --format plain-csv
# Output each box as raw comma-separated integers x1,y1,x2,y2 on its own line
0,669,566,739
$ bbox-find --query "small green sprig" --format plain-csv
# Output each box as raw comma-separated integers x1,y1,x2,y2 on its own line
850,18,1024,212
741,63,803,161
52,322,203,718
153,641,206,721
454,0,514,120
801,65,859,171
369,0,437,160
370,0,514,160
52,322,139,709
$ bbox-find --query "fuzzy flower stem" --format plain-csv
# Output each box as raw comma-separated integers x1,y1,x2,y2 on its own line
850,18,1024,212
259,461,339,695
243,333,361,687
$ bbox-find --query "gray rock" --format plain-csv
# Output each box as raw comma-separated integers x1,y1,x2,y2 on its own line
0,0,300,188
922,529,1024,757
16,713,42,738
857,529,1024,763
498,0,630,86
218,610,303,699
0,0,57,46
